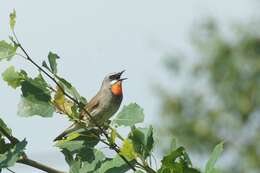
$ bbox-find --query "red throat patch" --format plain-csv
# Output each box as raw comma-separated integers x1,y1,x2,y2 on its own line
111,81,123,96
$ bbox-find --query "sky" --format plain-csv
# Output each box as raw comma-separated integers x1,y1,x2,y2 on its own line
0,0,257,172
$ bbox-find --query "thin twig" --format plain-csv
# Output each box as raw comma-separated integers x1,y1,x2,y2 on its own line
12,30,20,44
16,53,27,59
6,168,16,173
18,158,66,173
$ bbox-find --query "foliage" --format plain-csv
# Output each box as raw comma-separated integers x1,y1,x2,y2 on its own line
205,142,223,173
9,9,16,31
0,10,224,173
128,125,154,159
0,139,27,168
0,41,17,61
2,66,27,89
112,103,145,126
120,139,137,160
0,118,27,169
0,118,12,136
158,147,200,173
157,19,260,172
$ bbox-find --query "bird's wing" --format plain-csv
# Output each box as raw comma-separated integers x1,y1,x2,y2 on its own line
80,94,100,120
53,123,82,141
86,96,100,113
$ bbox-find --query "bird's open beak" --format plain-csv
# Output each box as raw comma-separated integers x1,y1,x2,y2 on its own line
118,70,127,81
113,70,126,80
118,77,127,81
118,70,125,76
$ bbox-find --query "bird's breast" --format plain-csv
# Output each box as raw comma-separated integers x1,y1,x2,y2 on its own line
93,92,122,125
111,81,123,96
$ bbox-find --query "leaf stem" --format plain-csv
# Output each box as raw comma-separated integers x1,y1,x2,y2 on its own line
6,168,16,173
108,126,125,141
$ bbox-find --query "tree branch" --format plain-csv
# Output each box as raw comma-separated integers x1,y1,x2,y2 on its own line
11,33,158,173
13,40,137,172
0,119,67,173
18,158,66,173
6,168,16,173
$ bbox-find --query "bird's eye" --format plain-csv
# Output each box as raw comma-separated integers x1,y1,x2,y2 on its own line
109,74,118,80
109,75,114,80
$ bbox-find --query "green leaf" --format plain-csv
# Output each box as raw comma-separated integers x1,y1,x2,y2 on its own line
55,129,100,152
2,66,27,89
0,118,12,137
135,170,145,173
113,103,144,126
69,161,81,173
21,74,51,102
60,139,104,173
54,86,65,106
0,41,17,61
109,128,117,145
63,149,105,173
95,155,135,173
0,139,27,168
161,147,185,167
18,96,55,117
129,125,154,158
48,51,59,74
56,139,86,152
170,138,177,151
42,60,51,72
61,149,74,166
53,86,74,116
0,138,12,154
79,149,105,173
158,146,200,173
57,77,87,104
119,139,137,160
58,77,72,88
205,142,224,173
17,74,54,117
9,9,16,30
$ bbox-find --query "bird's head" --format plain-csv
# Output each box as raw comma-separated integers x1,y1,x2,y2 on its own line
102,70,127,96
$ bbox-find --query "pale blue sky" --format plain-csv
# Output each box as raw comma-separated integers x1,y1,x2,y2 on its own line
0,1,257,172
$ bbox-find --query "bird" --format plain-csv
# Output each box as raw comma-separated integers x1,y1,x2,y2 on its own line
53,70,127,141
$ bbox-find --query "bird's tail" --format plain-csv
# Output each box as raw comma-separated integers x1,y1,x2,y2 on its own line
53,123,82,141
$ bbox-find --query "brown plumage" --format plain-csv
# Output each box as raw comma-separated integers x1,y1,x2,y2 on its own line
53,71,126,141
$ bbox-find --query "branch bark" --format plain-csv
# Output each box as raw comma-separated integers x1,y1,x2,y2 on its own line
0,120,67,173
18,158,66,173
